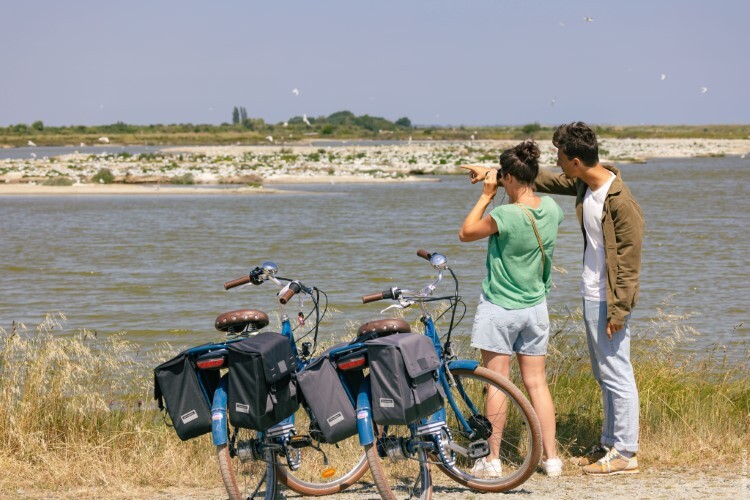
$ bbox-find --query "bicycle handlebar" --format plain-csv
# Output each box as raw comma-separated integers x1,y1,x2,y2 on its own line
416,249,432,261
279,281,302,304
361,287,398,304
224,275,252,290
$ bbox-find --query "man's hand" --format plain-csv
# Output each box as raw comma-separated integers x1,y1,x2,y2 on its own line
460,165,494,184
606,321,623,338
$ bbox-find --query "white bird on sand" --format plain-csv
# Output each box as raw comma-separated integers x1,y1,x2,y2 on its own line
292,88,299,96
700,86,709,94
98,136,110,143
265,136,274,143
27,140,36,147
80,142,86,147
583,16,594,22
302,114,311,126
660,73,667,81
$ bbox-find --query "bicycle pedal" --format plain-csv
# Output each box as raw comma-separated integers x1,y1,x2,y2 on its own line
289,435,313,449
467,439,490,459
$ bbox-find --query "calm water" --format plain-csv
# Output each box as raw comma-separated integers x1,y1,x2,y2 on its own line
1,156,748,357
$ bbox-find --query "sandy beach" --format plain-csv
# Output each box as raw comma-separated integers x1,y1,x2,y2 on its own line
1,138,748,195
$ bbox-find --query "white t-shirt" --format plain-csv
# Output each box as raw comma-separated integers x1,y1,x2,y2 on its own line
580,172,616,300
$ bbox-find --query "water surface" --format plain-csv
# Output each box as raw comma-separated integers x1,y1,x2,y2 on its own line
1,156,748,357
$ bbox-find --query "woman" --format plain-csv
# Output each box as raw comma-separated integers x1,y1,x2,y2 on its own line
459,140,564,477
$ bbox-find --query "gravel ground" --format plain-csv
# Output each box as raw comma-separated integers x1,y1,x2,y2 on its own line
8,467,748,499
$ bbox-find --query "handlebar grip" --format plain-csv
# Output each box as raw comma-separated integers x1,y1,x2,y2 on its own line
362,288,396,304
224,275,251,290
417,249,432,261
279,282,302,304
362,292,385,304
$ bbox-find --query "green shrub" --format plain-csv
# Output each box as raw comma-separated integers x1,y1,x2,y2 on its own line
42,176,74,186
91,168,115,184
170,173,194,185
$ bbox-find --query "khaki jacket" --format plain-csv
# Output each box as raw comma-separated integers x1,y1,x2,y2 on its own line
534,165,644,323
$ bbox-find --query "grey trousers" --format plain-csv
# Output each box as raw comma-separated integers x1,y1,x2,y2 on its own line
583,299,640,453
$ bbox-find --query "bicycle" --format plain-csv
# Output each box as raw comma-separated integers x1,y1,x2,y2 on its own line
349,249,543,497
162,261,368,499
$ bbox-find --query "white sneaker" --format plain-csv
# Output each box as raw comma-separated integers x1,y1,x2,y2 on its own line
470,457,502,478
542,456,563,477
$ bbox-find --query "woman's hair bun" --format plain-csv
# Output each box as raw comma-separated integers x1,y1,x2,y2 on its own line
517,140,541,161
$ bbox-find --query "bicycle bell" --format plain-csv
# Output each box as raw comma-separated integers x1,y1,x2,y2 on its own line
260,261,279,278
429,253,448,270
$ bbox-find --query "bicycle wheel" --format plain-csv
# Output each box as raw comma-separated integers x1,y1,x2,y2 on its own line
217,428,277,500
364,426,433,500
434,366,542,492
275,404,369,495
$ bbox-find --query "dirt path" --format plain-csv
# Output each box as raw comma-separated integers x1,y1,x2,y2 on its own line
8,468,747,499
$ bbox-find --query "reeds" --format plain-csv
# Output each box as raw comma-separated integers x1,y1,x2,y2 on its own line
1,308,747,492
0,313,217,492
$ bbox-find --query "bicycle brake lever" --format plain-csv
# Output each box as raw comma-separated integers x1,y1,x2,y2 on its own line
380,303,407,314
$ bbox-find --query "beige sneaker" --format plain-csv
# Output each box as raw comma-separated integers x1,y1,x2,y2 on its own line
470,457,503,478
571,444,609,466
582,448,639,475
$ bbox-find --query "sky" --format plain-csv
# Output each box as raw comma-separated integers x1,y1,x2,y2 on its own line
1,0,748,127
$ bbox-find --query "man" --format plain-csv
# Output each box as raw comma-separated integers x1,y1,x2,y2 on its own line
534,121,644,475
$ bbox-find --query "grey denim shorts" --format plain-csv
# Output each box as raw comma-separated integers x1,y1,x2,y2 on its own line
470,293,550,356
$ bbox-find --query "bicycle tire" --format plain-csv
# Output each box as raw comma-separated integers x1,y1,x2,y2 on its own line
217,435,277,500
365,431,433,500
275,404,369,495
434,366,542,492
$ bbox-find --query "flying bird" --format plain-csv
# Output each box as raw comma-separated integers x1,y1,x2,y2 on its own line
583,16,594,22
265,136,273,143
30,152,37,158
700,86,709,94
283,121,288,127
302,114,311,126
27,140,36,147
660,74,667,81
292,88,299,96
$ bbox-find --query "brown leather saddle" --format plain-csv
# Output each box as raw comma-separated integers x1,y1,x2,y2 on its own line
214,309,269,334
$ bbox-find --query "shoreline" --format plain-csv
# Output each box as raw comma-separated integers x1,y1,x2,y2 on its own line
1,139,747,196
0,175,439,196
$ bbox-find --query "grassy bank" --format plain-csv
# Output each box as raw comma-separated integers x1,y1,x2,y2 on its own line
3,123,750,148
1,311,748,493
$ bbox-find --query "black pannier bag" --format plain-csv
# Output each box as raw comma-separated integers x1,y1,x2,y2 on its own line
296,352,359,444
366,333,445,425
227,332,299,431
154,351,219,441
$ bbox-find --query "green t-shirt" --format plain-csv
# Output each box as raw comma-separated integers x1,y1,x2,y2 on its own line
481,196,564,309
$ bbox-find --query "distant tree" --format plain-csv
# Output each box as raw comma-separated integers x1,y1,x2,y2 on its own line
240,107,248,123
354,114,394,132
521,122,542,135
31,120,44,131
232,107,240,125
327,110,356,125
395,117,412,128
13,123,28,134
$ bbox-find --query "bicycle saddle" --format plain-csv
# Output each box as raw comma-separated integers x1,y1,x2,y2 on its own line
214,309,269,333
355,318,411,342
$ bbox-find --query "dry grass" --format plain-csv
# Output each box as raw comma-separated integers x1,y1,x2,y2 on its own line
0,313,218,493
1,308,748,494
